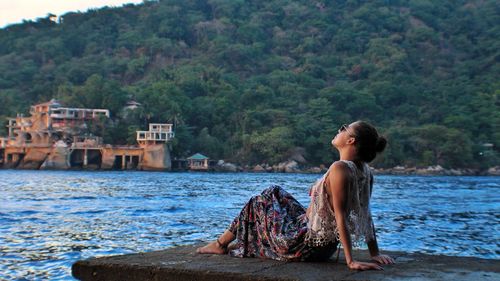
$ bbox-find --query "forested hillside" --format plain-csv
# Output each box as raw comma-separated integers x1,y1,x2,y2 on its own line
0,0,498,169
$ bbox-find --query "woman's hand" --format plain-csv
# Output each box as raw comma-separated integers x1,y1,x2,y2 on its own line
347,260,383,271
371,254,395,265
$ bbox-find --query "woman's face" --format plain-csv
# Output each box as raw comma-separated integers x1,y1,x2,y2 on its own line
331,122,357,148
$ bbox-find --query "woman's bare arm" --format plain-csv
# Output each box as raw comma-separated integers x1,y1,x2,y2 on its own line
366,220,380,256
365,173,395,265
327,161,382,270
366,173,380,256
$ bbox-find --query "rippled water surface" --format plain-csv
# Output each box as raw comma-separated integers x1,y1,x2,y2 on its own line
0,170,499,280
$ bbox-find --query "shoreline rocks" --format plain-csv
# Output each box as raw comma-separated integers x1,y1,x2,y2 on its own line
213,160,239,172
487,166,500,176
372,165,488,176
213,161,499,176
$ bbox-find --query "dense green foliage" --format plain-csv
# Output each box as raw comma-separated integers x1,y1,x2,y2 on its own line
0,0,498,168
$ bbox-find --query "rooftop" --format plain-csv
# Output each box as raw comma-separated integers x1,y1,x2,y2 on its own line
187,153,209,160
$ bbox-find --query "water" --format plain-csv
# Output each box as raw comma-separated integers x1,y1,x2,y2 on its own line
0,170,498,280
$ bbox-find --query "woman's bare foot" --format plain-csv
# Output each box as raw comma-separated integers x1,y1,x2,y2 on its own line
196,231,235,254
196,241,227,254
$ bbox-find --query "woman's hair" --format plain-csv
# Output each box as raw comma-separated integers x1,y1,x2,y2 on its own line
351,121,387,163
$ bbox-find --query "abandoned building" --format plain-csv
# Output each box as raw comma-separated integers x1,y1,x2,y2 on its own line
0,100,175,170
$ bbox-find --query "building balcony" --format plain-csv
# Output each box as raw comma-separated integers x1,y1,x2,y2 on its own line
50,108,110,120
136,131,174,142
148,123,173,133
50,113,76,119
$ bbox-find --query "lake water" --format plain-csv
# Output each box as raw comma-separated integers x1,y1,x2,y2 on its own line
0,170,499,280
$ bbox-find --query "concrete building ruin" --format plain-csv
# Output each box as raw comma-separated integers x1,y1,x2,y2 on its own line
0,100,174,170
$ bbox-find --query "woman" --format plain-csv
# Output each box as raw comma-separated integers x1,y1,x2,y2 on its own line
197,121,395,270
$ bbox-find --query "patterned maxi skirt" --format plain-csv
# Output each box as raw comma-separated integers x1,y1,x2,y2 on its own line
228,185,339,262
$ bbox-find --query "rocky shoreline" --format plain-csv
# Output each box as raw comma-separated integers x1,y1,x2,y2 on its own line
214,160,500,176
2,157,498,176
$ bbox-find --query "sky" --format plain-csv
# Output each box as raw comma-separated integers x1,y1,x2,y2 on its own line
0,0,144,28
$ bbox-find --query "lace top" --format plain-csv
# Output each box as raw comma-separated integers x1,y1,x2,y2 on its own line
304,160,375,247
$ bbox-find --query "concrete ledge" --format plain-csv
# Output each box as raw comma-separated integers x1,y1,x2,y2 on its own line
72,244,500,281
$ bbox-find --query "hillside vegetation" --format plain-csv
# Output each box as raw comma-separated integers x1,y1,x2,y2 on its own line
0,0,498,168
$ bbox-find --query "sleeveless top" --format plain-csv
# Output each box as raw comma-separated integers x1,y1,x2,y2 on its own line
304,160,375,247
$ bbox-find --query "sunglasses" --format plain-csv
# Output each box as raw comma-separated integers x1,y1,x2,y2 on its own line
338,124,356,137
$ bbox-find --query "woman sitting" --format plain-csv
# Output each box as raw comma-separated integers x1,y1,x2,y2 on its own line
197,121,395,270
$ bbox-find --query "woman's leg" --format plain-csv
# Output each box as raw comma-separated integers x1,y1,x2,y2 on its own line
196,192,258,254
196,185,283,255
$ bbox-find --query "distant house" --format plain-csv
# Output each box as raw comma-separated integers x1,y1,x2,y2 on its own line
122,100,142,118
124,100,142,111
136,123,174,145
187,153,209,170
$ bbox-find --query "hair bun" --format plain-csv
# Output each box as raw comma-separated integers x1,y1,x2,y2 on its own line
375,136,387,153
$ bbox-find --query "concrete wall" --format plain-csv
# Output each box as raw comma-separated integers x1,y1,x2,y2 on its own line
101,147,143,170
17,147,51,169
101,148,115,170
72,244,500,281
140,144,171,171
1,144,172,171
3,147,26,168
41,147,70,170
